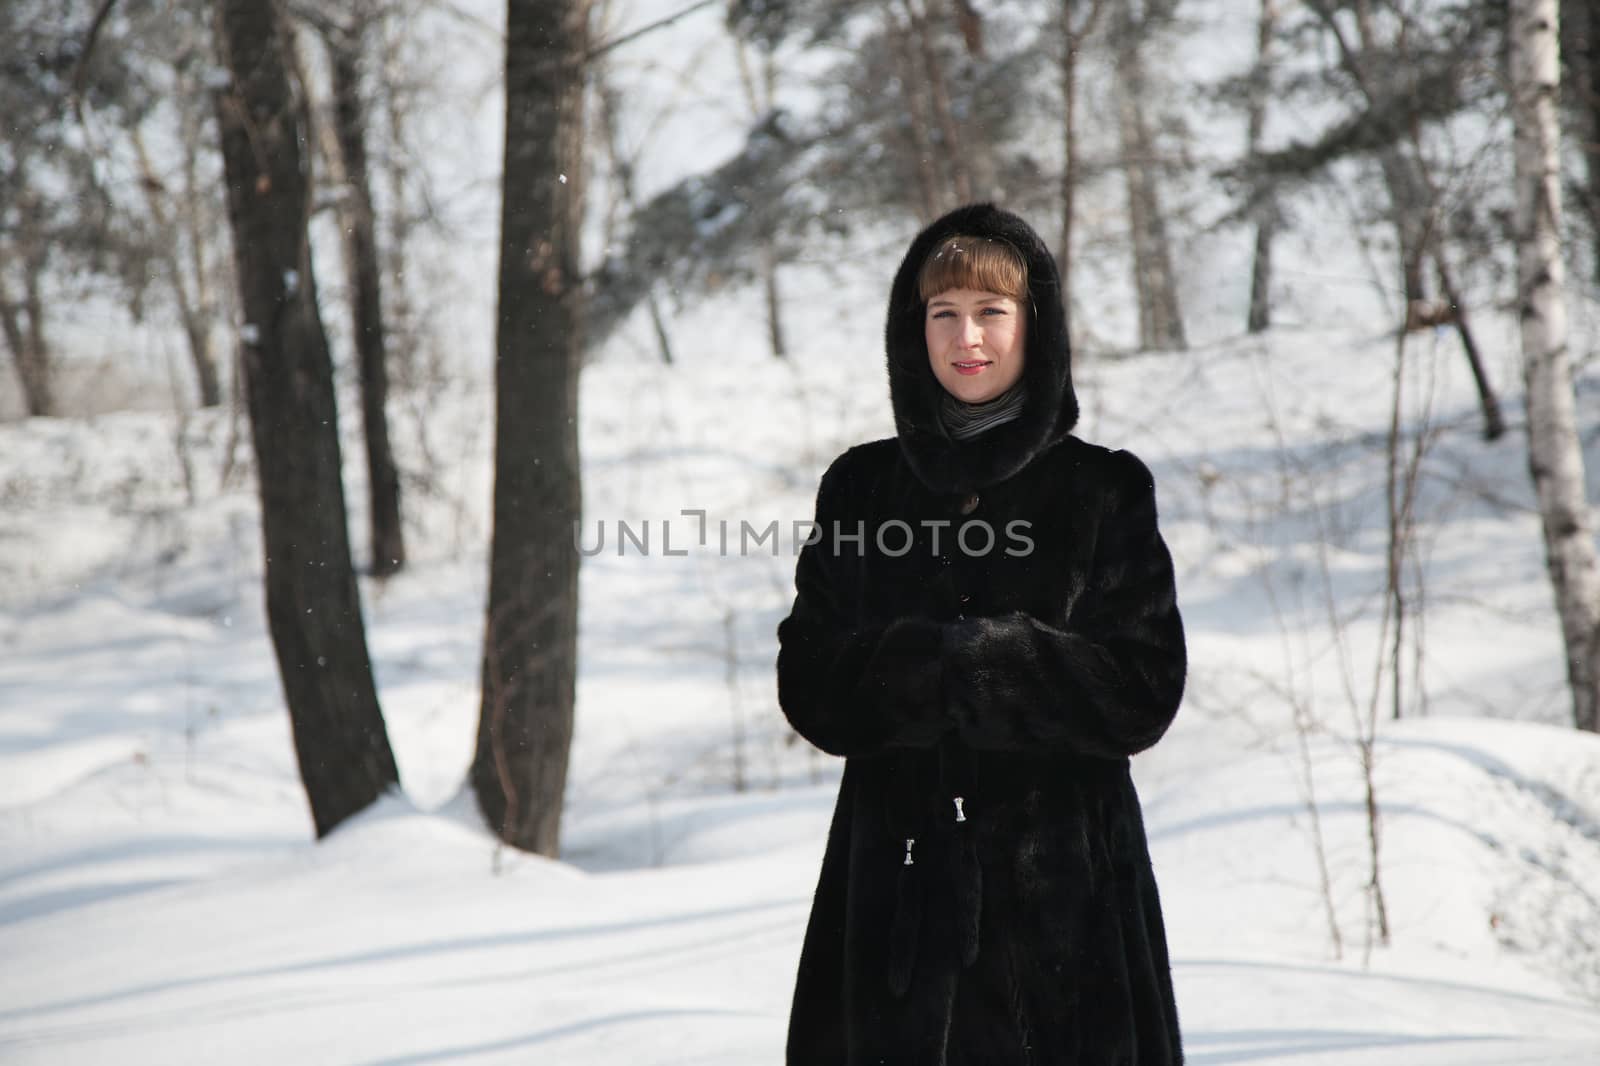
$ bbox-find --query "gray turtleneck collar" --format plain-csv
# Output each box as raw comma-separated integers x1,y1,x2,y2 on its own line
940,385,1028,441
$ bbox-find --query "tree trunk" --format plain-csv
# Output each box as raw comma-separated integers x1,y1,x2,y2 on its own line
904,0,973,204
1112,0,1186,351
1319,0,1507,440
731,38,788,359
213,0,401,835
473,0,589,856
21,250,50,408
1,201,56,417
180,95,224,403
1,279,31,416
1510,0,1600,733
601,72,675,364
1246,0,1279,333
1377,148,1430,308
762,240,787,358
0,274,49,416
131,130,223,409
328,17,406,577
3,259,56,417
377,10,419,386
1561,0,1600,283
1430,248,1504,440
888,13,944,222
1059,0,1106,333
646,292,676,365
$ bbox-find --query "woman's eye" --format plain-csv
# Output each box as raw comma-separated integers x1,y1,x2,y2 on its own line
981,307,1007,316
931,310,954,319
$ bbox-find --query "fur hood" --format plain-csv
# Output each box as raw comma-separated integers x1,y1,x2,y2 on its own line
885,203,1079,495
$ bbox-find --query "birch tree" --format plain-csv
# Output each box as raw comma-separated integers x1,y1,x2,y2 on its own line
1510,0,1600,733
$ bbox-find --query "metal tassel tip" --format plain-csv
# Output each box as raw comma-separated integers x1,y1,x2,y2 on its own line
904,838,916,866
954,796,967,823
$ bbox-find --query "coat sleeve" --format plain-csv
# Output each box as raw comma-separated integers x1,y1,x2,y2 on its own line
776,450,954,757
944,449,1186,759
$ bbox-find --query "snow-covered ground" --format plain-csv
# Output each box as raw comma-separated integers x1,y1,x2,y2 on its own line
4,309,1600,1063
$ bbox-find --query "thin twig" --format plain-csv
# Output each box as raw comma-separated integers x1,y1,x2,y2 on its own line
69,0,123,123
588,0,719,62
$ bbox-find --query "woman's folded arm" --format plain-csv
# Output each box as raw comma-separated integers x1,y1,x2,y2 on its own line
776,452,955,758
943,450,1186,759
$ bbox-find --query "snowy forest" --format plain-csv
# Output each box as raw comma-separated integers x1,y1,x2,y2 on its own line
3,0,1600,1062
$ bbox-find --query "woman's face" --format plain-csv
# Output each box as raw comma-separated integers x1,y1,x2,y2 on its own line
925,288,1027,404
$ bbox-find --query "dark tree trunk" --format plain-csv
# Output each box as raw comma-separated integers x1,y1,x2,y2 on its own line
0,287,25,400
1430,250,1504,440
21,252,50,409
328,18,406,577
0,275,48,417
1,198,56,417
762,240,787,358
646,293,676,365
1561,0,1600,283
212,0,400,837
1,262,56,417
1245,0,1278,334
1247,218,1275,333
473,0,588,857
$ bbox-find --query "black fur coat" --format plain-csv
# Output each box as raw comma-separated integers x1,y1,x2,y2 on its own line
777,204,1186,1065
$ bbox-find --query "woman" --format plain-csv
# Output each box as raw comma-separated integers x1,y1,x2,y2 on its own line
777,203,1186,1065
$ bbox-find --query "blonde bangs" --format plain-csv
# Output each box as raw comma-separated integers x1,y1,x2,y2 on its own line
916,235,1028,303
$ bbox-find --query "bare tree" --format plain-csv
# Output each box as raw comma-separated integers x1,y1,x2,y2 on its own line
1298,0,1506,440
732,30,788,359
5,0,217,418
472,0,589,856
130,127,224,409
594,78,675,365
1111,0,1187,351
902,0,973,205
0,213,54,417
1245,0,1279,333
122,0,229,411
1058,0,1107,331
309,1,407,576
213,0,401,835
1510,0,1600,733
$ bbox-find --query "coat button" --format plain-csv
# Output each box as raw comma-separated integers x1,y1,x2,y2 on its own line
959,493,980,515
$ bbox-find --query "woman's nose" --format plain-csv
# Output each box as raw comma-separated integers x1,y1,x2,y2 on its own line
960,318,983,348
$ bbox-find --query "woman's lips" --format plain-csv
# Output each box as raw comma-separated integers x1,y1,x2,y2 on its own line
953,360,991,375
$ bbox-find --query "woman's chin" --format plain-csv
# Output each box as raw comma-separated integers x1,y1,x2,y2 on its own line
942,380,1006,404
